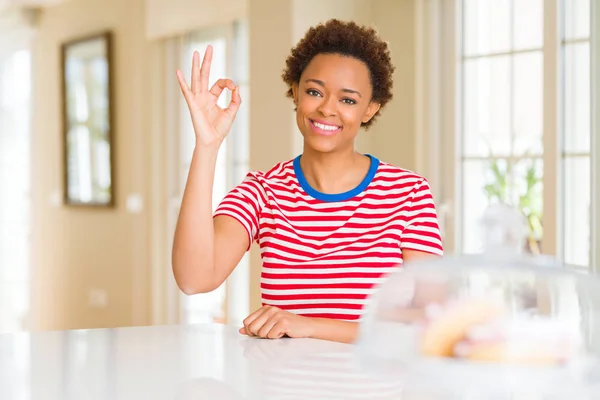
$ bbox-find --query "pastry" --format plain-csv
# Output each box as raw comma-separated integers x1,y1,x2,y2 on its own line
419,299,505,357
419,299,581,365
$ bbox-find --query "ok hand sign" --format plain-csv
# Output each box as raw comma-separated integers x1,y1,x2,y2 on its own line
176,45,241,149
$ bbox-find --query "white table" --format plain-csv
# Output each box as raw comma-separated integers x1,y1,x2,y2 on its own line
0,323,407,400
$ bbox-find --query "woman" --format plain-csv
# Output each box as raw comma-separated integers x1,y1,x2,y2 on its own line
172,19,443,344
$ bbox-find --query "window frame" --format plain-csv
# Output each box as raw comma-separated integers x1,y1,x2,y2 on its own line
591,0,600,272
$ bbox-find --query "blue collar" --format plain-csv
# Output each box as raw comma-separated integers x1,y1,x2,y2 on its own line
293,154,380,202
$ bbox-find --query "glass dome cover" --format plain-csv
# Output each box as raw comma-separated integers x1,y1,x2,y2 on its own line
356,204,600,398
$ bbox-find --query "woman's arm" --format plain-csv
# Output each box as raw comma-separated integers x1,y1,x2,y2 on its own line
402,249,441,263
172,46,248,294
306,318,359,344
171,144,249,294
239,305,360,343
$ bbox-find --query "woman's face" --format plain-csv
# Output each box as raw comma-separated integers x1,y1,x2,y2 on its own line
292,53,380,154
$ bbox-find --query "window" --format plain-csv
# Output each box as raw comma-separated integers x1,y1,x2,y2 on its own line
562,0,592,267
0,47,31,333
442,0,596,269
460,0,544,256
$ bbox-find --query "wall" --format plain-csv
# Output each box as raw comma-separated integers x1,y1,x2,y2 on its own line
144,0,247,39
371,0,418,171
30,0,154,330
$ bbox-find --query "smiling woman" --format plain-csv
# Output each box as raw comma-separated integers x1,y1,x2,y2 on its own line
172,19,444,344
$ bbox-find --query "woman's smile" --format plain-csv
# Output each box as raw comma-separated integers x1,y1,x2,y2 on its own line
309,119,342,136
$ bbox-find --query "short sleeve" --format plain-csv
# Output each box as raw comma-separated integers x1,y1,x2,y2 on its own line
214,173,266,251
400,179,444,256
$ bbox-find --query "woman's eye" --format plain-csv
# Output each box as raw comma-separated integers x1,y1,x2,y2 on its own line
342,98,357,105
306,89,321,97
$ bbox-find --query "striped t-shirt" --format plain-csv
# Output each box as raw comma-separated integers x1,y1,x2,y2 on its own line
214,154,443,321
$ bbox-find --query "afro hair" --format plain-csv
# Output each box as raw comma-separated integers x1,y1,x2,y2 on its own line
282,19,395,129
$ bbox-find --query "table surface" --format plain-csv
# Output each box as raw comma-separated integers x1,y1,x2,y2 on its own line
0,323,408,400
3,322,600,400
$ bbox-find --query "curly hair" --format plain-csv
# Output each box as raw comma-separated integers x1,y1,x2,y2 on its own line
282,19,395,129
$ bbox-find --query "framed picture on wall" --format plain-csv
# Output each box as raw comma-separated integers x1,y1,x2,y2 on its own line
61,31,115,207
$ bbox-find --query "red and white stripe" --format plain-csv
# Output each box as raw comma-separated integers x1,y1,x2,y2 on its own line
215,158,443,320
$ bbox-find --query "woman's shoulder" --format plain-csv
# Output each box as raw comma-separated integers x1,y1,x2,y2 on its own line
374,158,430,185
241,158,296,183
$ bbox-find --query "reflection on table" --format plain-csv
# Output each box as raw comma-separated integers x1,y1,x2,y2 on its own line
1,324,412,400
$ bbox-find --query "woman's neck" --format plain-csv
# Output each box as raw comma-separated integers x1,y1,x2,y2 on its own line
299,147,371,194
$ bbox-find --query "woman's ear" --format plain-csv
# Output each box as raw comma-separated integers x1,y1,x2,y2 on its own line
362,101,381,124
291,82,299,106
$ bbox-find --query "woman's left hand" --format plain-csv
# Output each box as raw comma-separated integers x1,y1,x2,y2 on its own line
240,306,315,339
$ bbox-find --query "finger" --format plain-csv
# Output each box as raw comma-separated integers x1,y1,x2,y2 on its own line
243,307,267,337
257,317,279,338
266,321,287,340
191,51,200,95
209,79,235,98
247,311,273,337
242,325,256,337
225,86,242,120
199,45,213,92
176,70,193,103
243,307,264,327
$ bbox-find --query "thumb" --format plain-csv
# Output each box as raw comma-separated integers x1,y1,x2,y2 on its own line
239,327,247,335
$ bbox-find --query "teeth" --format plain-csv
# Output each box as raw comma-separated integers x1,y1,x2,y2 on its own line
313,121,339,131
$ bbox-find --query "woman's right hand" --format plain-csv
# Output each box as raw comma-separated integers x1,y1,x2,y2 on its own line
176,45,241,148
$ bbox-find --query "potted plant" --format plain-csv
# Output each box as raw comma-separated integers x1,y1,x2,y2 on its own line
482,157,543,254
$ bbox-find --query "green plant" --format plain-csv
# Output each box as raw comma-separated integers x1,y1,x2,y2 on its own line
482,158,543,254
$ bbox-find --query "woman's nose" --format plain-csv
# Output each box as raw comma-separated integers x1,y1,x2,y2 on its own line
317,96,337,117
